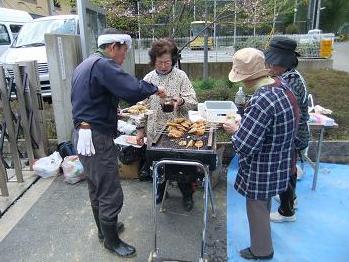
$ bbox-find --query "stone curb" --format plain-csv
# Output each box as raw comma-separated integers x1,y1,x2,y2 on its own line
2,139,349,164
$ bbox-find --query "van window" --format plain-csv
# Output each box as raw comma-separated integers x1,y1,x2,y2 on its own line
12,18,77,48
0,24,10,45
10,24,22,39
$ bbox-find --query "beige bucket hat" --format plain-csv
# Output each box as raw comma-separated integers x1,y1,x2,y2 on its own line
228,48,270,83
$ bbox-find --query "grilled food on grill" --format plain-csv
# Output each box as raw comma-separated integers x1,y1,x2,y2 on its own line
178,140,187,146
194,140,204,148
173,117,186,124
186,139,194,148
166,118,207,140
168,129,184,138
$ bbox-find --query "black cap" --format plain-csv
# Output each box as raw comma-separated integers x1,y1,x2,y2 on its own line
264,36,300,69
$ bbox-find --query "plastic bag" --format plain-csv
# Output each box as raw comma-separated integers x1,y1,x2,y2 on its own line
62,155,85,184
33,151,62,178
117,120,136,135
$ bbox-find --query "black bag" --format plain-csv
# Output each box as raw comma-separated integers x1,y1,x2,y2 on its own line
57,141,76,159
118,145,144,165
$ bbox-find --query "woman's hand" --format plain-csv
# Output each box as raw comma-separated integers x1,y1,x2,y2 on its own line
223,120,240,135
136,128,146,146
156,86,166,98
173,96,184,110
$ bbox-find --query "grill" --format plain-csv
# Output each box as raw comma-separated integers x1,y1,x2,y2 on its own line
146,127,217,170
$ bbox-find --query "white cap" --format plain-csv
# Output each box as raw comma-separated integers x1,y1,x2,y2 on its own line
97,34,132,49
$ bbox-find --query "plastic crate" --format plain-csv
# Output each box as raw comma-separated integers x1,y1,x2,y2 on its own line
204,101,237,123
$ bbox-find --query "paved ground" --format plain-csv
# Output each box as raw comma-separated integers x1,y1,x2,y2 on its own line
227,158,349,261
0,172,227,261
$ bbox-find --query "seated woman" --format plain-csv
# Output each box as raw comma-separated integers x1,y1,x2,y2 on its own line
137,38,198,211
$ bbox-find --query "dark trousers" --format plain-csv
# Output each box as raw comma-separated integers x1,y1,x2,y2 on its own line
246,198,273,256
157,164,203,199
278,171,297,216
74,129,123,221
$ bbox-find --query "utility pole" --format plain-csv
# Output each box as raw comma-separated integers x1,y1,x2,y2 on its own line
203,0,208,81
214,0,217,48
312,0,318,29
193,0,196,20
272,0,277,32
233,0,237,48
172,2,175,35
47,0,54,15
315,0,321,29
151,0,154,41
137,1,141,49
307,0,313,31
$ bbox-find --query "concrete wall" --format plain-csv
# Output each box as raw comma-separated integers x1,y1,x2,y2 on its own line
135,59,334,80
45,34,82,143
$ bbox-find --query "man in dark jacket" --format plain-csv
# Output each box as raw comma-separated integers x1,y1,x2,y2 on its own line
71,28,165,258
265,36,310,223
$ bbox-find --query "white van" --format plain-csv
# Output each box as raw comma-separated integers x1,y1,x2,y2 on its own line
0,15,79,99
0,8,33,56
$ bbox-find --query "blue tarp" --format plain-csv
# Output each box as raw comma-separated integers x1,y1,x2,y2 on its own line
227,157,349,261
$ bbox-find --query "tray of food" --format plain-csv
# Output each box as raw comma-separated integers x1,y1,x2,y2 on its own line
120,102,153,117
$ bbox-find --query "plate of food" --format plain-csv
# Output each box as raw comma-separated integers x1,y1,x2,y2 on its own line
114,135,147,148
121,103,152,116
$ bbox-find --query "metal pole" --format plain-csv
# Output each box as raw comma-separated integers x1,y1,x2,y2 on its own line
312,128,324,191
315,0,321,29
203,0,208,81
137,1,141,49
253,1,257,37
151,0,155,41
47,0,54,15
312,0,318,29
272,0,276,32
172,3,175,35
293,0,298,24
233,0,237,48
307,0,313,31
77,0,88,59
194,0,196,20
214,0,217,48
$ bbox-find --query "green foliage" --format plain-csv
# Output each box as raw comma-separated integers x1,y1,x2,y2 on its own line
193,78,240,102
235,36,269,51
285,24,300,34
321,0,349,32
303,69,349,140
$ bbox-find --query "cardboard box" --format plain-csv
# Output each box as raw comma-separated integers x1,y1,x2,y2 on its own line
118,159,141,179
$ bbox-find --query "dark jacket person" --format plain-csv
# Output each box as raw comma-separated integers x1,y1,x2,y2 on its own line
71,28,165,258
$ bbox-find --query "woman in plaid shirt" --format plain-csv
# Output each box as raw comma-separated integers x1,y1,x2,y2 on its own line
224,48,299,260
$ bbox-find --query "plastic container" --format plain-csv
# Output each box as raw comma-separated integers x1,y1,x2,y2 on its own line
204,101,237,123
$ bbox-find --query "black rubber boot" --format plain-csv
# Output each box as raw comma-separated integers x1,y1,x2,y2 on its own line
100,217,136,258
91,206,124,241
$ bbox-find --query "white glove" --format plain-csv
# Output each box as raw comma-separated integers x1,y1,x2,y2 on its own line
77,129,95,156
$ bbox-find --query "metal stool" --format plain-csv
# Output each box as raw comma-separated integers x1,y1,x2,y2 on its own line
148,159,216,262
